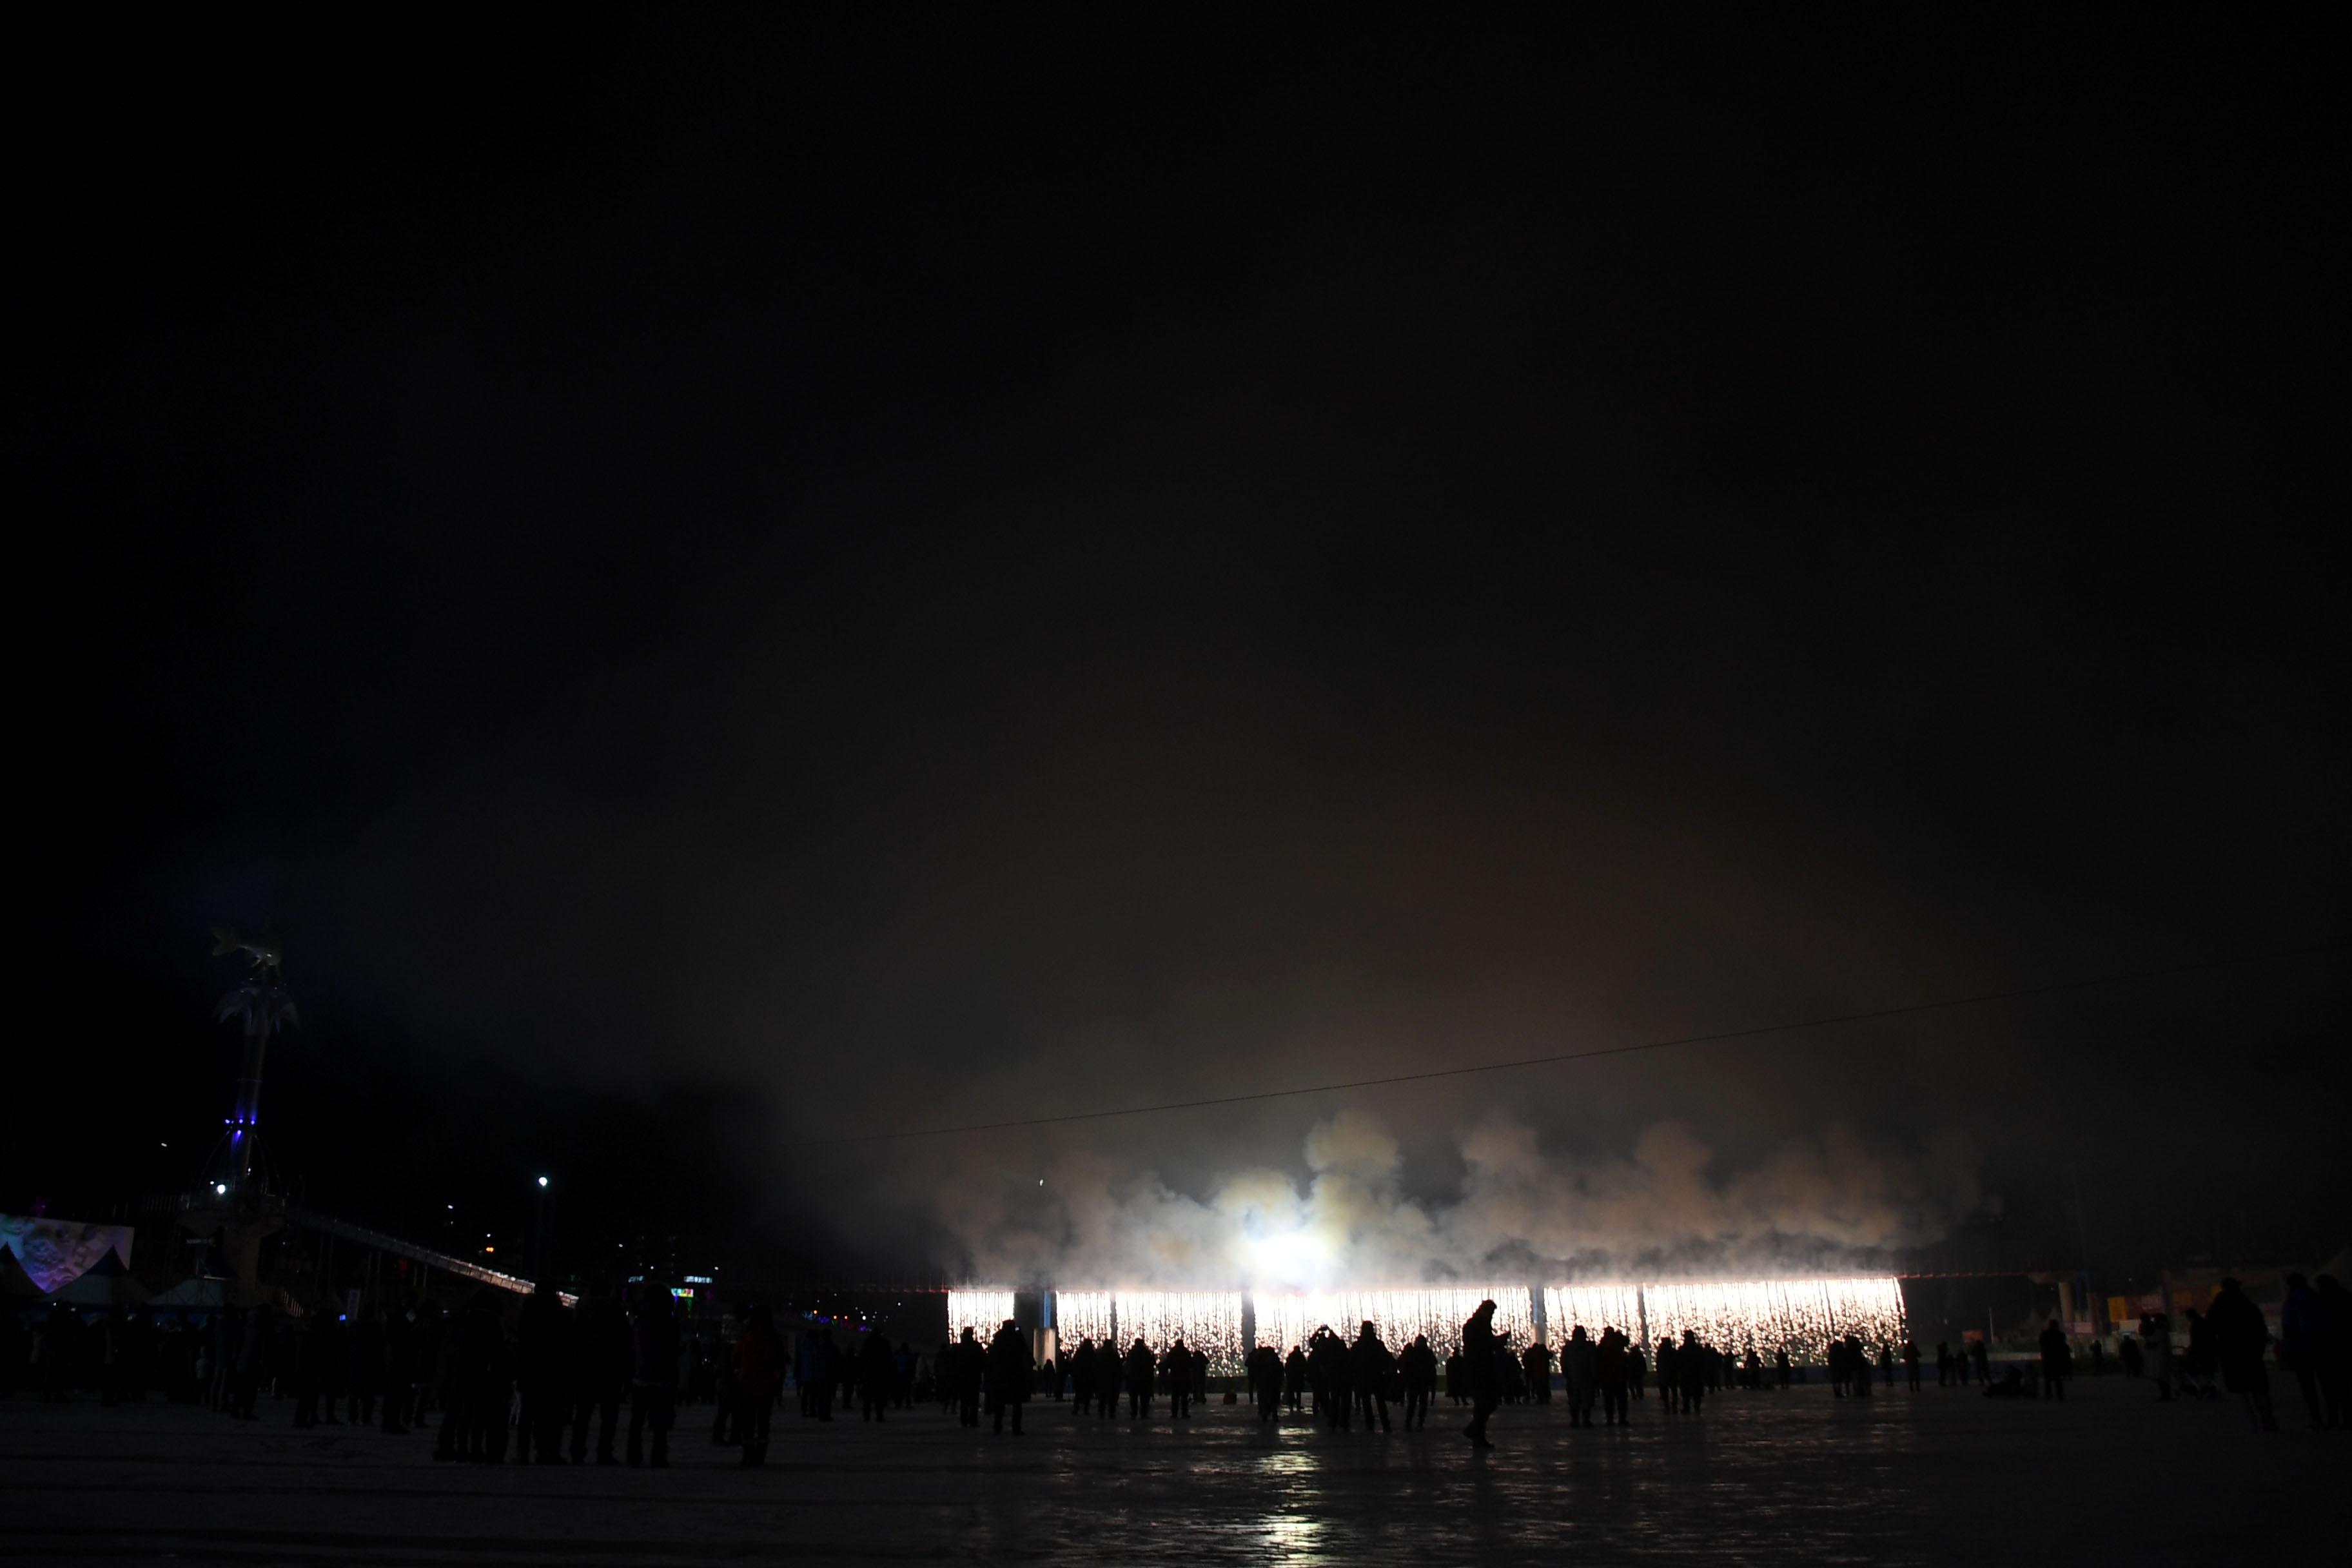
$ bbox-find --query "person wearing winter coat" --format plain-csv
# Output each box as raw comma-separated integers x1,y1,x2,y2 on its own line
2206,1278,2278,1431
734,1304,783,1465
1561,1326,1598,1427
986,1318,1033,1435
1596,1326,1631,1426
625,1286,681,1467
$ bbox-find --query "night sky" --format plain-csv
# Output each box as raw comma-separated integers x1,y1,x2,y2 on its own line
18,8,2344,1284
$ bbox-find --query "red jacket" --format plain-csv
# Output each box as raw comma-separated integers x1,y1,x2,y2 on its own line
736,1323,783,1400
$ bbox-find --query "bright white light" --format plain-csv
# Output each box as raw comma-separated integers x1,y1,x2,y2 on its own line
213,1183,226,1195
1622,1277,1906,1361
1255,1288,1535,1357
946,1289,1016,1341
1243,1227,1332,1288
536,1176,549,1188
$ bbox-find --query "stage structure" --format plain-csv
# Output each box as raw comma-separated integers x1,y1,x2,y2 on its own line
948,1277,1907,1374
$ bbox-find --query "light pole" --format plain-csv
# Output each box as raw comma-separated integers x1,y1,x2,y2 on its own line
532,1176,551,1280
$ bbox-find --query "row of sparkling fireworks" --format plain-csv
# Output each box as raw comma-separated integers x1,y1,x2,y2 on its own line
948,1279,1906,1377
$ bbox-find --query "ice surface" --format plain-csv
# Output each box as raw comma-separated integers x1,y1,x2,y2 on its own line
3,1377,2337,1565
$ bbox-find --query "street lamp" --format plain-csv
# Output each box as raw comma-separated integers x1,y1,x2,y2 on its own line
531,1175,553,1279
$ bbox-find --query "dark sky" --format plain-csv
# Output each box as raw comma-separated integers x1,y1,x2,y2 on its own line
17,7,2345,1281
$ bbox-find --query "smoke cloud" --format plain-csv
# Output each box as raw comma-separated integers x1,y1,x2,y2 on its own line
941,1109,1980,1287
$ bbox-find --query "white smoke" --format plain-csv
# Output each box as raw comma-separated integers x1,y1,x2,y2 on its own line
939,1109,1979,1286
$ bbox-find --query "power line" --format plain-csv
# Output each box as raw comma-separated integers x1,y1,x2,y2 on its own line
784,944,2342,1151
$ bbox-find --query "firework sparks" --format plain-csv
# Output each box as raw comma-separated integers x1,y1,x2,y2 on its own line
1542,1284,1645,1345
1253,1288,1536,1355
1634,1278,1906,1360
1052,1288,1116,1350
1108,1291,1248,1375
945,1289,1015,1342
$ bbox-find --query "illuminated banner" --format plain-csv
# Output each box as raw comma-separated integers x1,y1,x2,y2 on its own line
0,1215,135,1295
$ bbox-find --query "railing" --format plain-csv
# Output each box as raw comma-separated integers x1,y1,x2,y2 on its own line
288,1209,576,1306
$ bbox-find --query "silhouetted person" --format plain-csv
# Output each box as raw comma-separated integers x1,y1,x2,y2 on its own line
1968,1337,1990,1386
1308,1327,1344,1426
515,1282,571,1464
1191,1344,1208,1411
380,1303,413,1433
1523,1338,1554,1405
736,1304,782,1465
1597,1326,1631,1425
1283,1344,1308,1412
2314,1275,2351,1429
1095,1338,1121,1416
1162,1336,1193,1419
1653,1337,1678,1414
1444,1344,1466,1405
1248,1342,1284,1420
2207,1277,2278,1431
986,1319,1032,1435
1068,1336,1096,1415
433,1292,496,1461
626,1286,680,1467
1350,1322,1395,1433
570,1282,630,1463
1677,1330,1707,1415
344,1304,383,1426
2282,1273,2326,1427
954,1327,985,1426
1462,1300,1501,1448
861,1330,895,1422
1400,1334,1436,1429
1629,1342,1647,1401
2038,1320,2072,1402
1901,1338,1921,1391
1562,1326,1597,1427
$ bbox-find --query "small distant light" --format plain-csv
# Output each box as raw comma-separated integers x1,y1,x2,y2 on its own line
537,1176,549,1188
214,1183,227,1195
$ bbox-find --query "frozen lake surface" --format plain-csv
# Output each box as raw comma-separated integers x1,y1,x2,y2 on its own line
3,1379,2338,1565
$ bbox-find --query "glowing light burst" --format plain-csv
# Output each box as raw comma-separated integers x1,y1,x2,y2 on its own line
1543,1285,1644,1344
1634,1278,1906,1360
1253,1289,1536,1355
946,1289,1015,1342
1112,1291,1247,1375
1052,1289,1116,1350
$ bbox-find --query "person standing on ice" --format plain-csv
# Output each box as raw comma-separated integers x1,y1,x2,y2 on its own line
1562,1325,1598,1426
1160,1335,1193,1419
1596,1326,1631,1426
1247,1341,1284,1421
1400,1333,1437,1429
1349,1321,1395,1433
1123,1337,1155,1417
985,1318,1032,1435
1678,1329,1709,1415
2206,1278,2278,1431
1461,1299,1501,1449
1095,1338,1121,1416
2038,1320,2073,1402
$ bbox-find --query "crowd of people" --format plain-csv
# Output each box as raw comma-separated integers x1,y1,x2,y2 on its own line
10,1272,2343,1460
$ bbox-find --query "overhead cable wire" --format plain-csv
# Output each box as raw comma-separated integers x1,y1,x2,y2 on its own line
784,943,2342,1150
